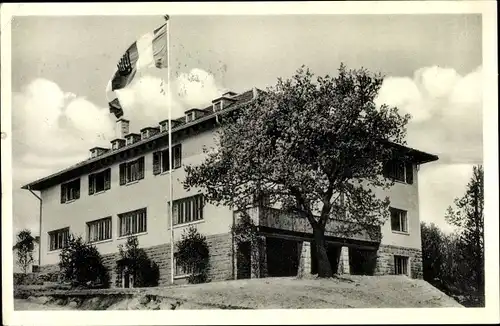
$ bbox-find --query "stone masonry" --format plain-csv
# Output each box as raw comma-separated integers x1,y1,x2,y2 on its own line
39,232,234,287
375,244,423,279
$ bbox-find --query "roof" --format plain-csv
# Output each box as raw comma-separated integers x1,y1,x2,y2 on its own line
21,87,438,191
140,126,160,132
22,89,257,191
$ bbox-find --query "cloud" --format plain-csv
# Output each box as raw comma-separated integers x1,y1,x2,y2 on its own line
375,65,483,164
12,69,223,235
418,163,475,234
115,68,223,133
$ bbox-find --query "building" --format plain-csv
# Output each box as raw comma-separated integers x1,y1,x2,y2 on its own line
22,88,438,286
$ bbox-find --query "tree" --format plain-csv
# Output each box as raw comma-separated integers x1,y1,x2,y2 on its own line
13,229,36,274
445,165,484,295
115,236,159,287
184,64,410,277
176,227,210,284
421,222,445,285
59,234,110,288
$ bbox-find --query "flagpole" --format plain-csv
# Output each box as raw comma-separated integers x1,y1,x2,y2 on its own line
165,15,175,285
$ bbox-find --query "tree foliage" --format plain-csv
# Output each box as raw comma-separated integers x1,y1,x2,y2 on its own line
115,236,159,287
420,164,485,307
59,234,109,288
184,64,410,277
13,229,36,274
176,227,210,284
445,165,484,297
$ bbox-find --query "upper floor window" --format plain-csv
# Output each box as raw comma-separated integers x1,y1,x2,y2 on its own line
61,179,80,203
172,194,204,225
87,217,112,243
118,208,147,237
89,168,111,195
153,144,182,175
49,227,69,251
390,207,408,233
119,157,145,185
383,159,413,184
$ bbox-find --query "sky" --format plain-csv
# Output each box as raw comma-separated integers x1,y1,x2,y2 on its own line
10,14,482,239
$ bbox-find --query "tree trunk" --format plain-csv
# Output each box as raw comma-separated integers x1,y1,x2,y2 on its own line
313,226,333,278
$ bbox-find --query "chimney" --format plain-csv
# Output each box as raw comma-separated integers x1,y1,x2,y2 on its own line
252,87,258,99
115,118,130,139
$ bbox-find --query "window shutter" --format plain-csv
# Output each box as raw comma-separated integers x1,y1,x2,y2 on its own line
89,174,95,195
75,180,80,199
119,163,126,185
104,169,111,190
138,157,145,179
60,184,67,203
174,145,182,168
405,162,413,184
153,152,161,175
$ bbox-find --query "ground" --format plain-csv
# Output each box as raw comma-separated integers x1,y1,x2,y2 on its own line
14,275,463,310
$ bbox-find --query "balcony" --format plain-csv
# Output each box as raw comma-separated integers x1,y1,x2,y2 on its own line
239,206,381,243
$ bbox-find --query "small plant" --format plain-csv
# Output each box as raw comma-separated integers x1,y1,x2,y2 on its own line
115,236,159,288
176,227,210,284
13,229,36,274
59,234,110,288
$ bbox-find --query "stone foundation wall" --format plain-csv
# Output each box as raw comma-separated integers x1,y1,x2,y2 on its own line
37,232,234,287
375,244,423,279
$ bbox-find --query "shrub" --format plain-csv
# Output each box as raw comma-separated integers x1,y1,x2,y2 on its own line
115,236,159,288
59,234,110,288
176,227,210,284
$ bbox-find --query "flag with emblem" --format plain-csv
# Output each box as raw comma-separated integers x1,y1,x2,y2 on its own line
106,19,168,119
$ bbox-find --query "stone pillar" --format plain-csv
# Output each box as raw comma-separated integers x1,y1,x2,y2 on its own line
251,236,267,278
338,246,350,275
297,241,312,278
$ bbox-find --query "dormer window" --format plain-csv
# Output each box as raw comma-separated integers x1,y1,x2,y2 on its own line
89,147,108,158
186,111,195,123
125,133,141,146
159,119,182,132
140,127,160,140
111,139,125,150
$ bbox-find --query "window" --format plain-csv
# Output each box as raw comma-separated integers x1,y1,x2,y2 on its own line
172,194,204,225
394,255,409,275
118,208,147,237
152,144,182,175
61,179,80,203
390,207,408,233
87,217,112,243
48,228,69,251
89,169,111,195
383,159,413,184
119,157,145,185
174,253,194,277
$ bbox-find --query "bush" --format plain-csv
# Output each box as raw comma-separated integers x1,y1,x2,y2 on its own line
115,236,159,288
176,227,210,284
59,234,110,288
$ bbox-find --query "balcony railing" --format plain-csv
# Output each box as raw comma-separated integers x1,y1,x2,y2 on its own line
242,206,381,243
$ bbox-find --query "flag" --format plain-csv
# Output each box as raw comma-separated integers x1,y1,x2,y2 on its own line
106,22,168,119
